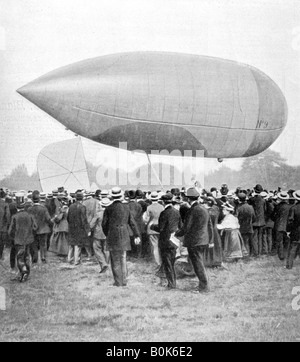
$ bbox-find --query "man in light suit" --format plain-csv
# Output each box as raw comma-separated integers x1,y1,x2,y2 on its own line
176,187,213,293
144,191,164,266
102,187,140,287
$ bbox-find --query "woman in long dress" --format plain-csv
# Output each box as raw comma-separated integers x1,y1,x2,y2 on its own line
217,202,248,262
203,197,223,267
49,200,69,257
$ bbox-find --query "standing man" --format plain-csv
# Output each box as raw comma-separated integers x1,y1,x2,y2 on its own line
144,191,164,267
67,191,90,266
83,191,98,259
102,187,140,287
271,191,291,261
127,190,143,258
249,184,266,257
28,190,53,264
0,189,10,260
8,199,37,282
286,190,300,269
151,193,182,290
176,188,213,293
236,193,256,255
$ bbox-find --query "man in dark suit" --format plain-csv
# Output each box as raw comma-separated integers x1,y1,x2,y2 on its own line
67,191,90,266
286,190,300,269
0,189,10,260
9,200,37,282
236,193,256,255
151,193,182,290
271,191,291,261
248,184,266,256
102,187,140,287
28,190,53,264
176,187,213,293
127,190,143,257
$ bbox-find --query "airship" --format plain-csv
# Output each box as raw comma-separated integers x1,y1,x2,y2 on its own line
17,51,288,159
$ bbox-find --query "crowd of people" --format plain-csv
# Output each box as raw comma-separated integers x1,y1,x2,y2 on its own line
0,183,299,293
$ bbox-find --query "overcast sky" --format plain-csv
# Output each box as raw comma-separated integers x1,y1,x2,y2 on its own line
0,0,300,180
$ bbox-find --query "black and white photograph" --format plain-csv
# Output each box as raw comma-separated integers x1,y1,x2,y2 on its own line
0,0,300,344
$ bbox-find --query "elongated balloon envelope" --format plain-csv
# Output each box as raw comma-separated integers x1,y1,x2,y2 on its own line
37,137,90,192
18,52,288,159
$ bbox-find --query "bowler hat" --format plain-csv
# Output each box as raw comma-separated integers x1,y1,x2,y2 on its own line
76,191,84,200
161,192,173,202
135,189,145,199
254,184,263,194
186,187,200,198
238,192,247,201
128,190,136,199
32,190,40,202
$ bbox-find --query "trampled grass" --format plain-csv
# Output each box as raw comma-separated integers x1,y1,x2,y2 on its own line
0,251,299,342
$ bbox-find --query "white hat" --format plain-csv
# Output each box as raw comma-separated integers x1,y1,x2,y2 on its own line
109,187,123,199
293,190,300,201
150,191,159,201
277,191,289,200
100,197,112,207
260,191,269,199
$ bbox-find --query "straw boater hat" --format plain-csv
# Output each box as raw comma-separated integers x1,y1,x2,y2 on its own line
293,190,300,201
100,197,112,207
150,191,159,201
100,189,109,197
110,187,123,199
260,191,269,199
277,191,289,200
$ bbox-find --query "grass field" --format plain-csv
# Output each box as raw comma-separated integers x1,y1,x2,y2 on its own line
0,250,300,342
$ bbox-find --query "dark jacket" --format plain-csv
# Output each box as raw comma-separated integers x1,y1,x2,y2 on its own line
152,205,182,250
67,201,90,246
265,199,275,228
236,202,256,234
288,202,300,241
176,202,213,248
9,210,37,246
272,201,291,232
128,200,144,235
249,195,266,227
0,199,10,233
28,203,52,234
102,200,140,251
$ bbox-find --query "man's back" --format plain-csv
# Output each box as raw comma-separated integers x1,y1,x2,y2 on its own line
236,202,256,234
0,199,10,232
182,203,210,248
249,195,266,227
9,210,37,245
83,197,99,224
28,203,51,234
102,200,139,251
157,206,182,249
